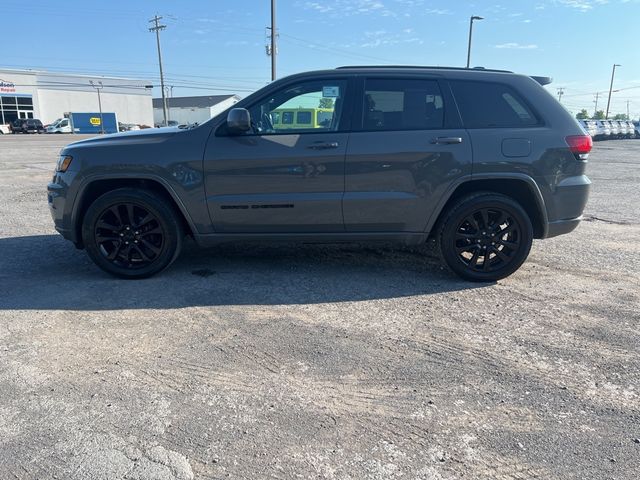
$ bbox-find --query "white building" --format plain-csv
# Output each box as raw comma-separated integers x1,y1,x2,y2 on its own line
153,95,241,126
0,68,153,127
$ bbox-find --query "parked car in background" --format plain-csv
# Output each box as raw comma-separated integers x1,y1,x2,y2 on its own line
633,121,640,138
49,65,592,282
614,120,627,138
0,124,11,134
625,121,636,138
11,118,45,134
593,120,611,140
578,119,597,138
46,118,72,134
118,122,141,132
606,120,620,138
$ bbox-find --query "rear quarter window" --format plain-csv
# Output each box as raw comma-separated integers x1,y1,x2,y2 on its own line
450,80,540,128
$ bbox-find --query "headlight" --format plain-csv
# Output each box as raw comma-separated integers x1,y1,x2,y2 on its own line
56,155,73,172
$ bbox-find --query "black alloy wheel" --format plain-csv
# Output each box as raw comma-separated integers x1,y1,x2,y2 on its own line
94,203,164,269
82,188,182,278
439,193,533,282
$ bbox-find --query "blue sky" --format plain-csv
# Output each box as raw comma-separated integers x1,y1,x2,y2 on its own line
2,0,639,118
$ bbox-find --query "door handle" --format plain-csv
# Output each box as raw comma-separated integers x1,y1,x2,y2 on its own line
431,136,463,145
307,142,339,150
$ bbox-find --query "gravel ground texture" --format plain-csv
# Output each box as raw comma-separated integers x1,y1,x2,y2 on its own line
0,134,639,480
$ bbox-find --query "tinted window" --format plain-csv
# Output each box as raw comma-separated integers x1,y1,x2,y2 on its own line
450,80,539,128
362,78,444,131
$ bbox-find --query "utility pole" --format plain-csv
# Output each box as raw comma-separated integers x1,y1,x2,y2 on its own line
605,63,621,120
593,92,599,118
89,80,105,134
269,0,277,81
466,16,484,68
557,87,565,103
149,15,168,127
626,100,630,120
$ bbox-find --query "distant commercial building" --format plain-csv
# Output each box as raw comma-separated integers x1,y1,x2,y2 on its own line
153,94,241,126
0,68,153,127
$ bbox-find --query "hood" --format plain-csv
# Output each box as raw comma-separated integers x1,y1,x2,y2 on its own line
65,127,182,149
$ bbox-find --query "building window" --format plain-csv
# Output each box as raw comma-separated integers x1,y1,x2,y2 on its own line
0,95,33,125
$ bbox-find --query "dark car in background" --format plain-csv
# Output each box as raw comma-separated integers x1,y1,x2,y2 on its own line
48,66,592,282
11,118,45,134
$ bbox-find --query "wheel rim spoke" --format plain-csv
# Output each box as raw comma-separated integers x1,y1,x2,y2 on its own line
480,209,490,230
136,213,155,228
140,238,161,255
492,246,510,262
126,204,135,226
97,219,119,232
108,206,123,226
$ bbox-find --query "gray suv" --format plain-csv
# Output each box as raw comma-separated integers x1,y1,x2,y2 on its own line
48,66,592,281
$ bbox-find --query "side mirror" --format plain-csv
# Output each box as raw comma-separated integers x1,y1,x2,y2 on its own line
226,108,251,134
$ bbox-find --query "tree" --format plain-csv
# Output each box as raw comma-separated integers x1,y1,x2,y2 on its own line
593,110,605,120
613,113,628,120
575,109,589,120
318,98,334,109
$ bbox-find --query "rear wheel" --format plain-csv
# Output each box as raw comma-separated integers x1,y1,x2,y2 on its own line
82,188,183,279
438,193,533,282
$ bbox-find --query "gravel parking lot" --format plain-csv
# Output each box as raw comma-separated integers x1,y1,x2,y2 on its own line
0,134,638,479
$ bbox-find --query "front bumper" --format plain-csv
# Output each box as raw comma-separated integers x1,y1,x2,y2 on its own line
47,170,80,245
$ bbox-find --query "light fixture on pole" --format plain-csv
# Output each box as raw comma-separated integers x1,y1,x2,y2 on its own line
605,63,621,120
466,15,484,68
89,80,105,134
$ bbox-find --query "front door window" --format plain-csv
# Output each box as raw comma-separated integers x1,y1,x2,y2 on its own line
247,79,348,135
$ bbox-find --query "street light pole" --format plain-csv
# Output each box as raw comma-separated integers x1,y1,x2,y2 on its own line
605,63,621,120
89,80,105,134
466,15,484,68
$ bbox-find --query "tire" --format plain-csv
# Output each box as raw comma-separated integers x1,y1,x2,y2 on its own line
438,193,533,282
82,188,183,279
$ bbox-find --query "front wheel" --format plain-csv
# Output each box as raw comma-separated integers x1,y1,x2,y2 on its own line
438,193,533,282
82,188,183,279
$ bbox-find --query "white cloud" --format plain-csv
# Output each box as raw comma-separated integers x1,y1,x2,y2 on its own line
554,0,609,10
495,42,539,49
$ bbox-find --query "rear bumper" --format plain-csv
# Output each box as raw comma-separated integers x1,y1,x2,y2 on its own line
541,174,590,239
545,217,582,238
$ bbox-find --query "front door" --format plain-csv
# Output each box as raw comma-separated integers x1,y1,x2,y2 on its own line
203,78,352,233
344,77,473,232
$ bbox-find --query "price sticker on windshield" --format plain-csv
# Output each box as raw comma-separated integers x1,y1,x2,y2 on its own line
322,86,340,98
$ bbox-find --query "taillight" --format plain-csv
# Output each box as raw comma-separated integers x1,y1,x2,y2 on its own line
565,135,592,159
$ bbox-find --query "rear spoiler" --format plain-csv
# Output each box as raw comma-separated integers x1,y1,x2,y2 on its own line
531,76,552,86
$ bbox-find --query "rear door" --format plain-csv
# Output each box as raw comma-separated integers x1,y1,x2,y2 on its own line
344,76,472,232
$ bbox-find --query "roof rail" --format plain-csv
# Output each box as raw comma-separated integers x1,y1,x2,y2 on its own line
336,65,513,73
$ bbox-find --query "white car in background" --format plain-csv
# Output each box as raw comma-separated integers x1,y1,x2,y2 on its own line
594,120,611,140
607,120,620,138
578,119,598,138
0,124,11,134
46,118,72,134
615,120,628,138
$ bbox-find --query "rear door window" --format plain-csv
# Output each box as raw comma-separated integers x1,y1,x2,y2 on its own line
450,80,540,128
361,78,444,131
